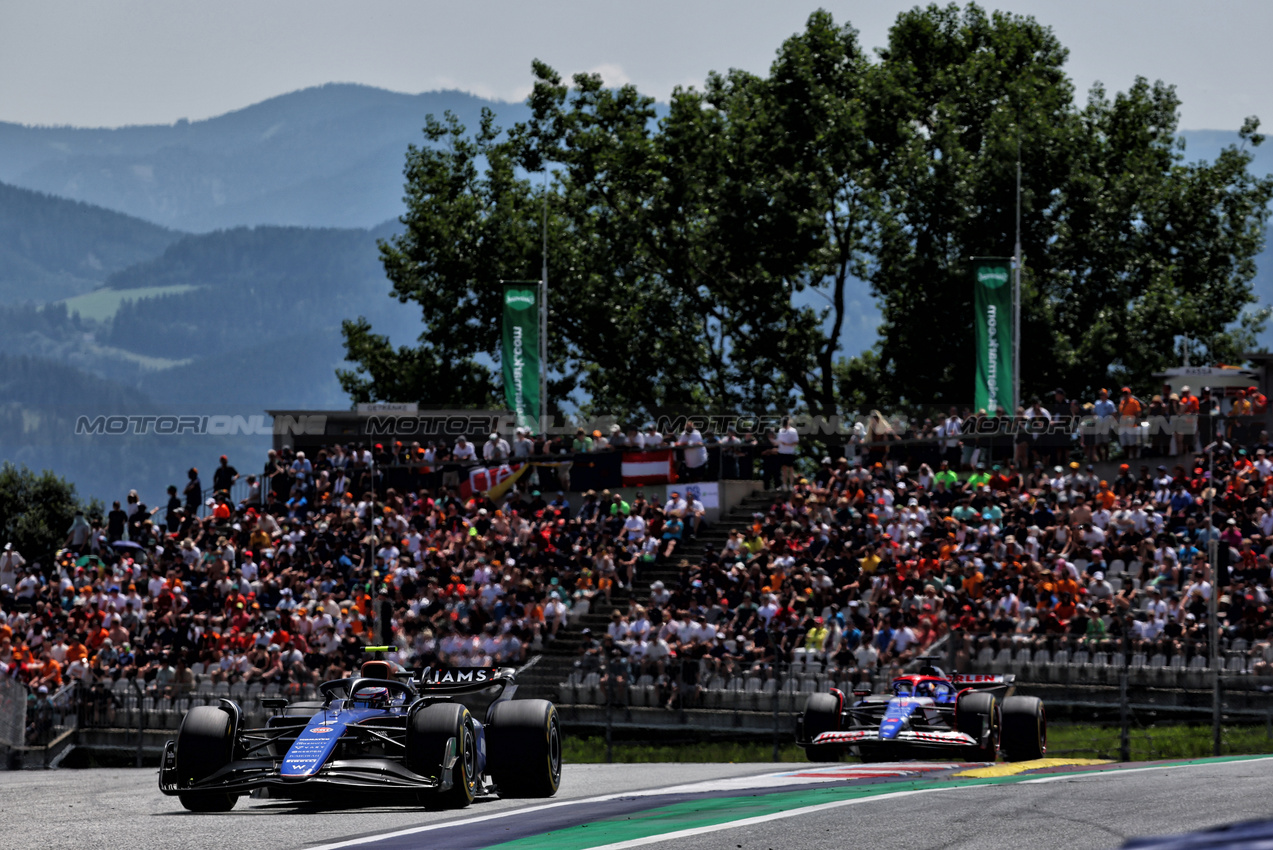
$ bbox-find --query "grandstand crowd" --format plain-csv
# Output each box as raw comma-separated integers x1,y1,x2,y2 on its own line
2,383,1273,735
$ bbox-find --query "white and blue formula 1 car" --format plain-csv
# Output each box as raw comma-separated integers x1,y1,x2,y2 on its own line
796,665,1046,763
159,648,561,811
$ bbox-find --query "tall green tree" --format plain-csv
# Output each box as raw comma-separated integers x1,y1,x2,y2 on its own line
0,463,95,560
863,4,1273,405
1045,92,1273,391
343,4,1273,418
512,11,877,418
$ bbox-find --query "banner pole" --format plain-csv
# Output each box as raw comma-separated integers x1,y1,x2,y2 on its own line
540,173,549,434
1014,139,1022,413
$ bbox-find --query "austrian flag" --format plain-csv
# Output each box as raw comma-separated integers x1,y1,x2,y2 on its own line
622,449,677,486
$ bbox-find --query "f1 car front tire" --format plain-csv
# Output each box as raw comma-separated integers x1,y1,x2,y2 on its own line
1001,696,1046,761
956,692,999,762
801,693,842,762
175,706,238,812
485,699,562,797
408,703,477,808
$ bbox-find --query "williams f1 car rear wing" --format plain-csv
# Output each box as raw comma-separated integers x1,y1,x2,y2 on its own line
412,666,518,699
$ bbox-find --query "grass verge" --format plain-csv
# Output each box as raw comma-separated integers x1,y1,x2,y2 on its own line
1047,722,1273,761
564,737,809,764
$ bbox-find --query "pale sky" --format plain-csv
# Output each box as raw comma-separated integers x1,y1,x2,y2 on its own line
0,0,1269,131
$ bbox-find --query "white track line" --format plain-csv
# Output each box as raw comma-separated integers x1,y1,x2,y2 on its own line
305,798,582,850
1020,755,1273,784
303,763,937,849
587,757,1273,850
302,768,785,850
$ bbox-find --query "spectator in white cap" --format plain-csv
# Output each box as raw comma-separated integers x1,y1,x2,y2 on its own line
1088,571,1114,602
483,432,510,462
512,428,534,459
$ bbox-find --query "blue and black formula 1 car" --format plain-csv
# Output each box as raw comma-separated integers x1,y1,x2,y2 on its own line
159,649,561,812
796,665,1046,763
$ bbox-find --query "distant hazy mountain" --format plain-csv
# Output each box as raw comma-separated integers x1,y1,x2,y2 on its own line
101,223,417,363
0,190,418,502
0,181,180,303
0,84,531,232
0,352,249,506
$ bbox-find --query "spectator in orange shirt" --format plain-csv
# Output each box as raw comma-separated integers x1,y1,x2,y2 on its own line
961,562,985,599
64,636,88,665
1250,386,1268,415
1095,480,1117,511
1178,385,1200,414
1056,573,1080,599
85,624,110,651
36,649,62,689
1118,386,1143,460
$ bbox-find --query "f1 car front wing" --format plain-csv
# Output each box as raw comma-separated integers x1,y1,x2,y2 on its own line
158,736,465,797
811,729,978,748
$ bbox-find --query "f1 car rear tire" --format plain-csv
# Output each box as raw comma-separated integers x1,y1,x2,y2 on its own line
485,699,562,797
175,705,238,812
408,703,477,808
1001,696,1047,761
956,692,999,762
801,693,842,762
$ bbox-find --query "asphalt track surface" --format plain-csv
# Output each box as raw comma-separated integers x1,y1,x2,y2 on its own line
6,757,1273,850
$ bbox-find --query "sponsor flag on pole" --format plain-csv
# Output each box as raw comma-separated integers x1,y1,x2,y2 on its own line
502,284,541,433
973,258,1014,414
622,449,677,486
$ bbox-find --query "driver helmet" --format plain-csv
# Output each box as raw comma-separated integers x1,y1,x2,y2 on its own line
351,685,390,708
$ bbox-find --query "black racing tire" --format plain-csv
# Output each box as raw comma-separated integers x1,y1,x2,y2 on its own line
801,692,843,762
175,705,238,812
1001,696,1047,761
485,699,562,797
956,692,999,762
408,703,477,808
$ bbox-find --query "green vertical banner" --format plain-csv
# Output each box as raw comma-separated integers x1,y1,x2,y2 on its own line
502,284,541,432
973,258,1013,414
